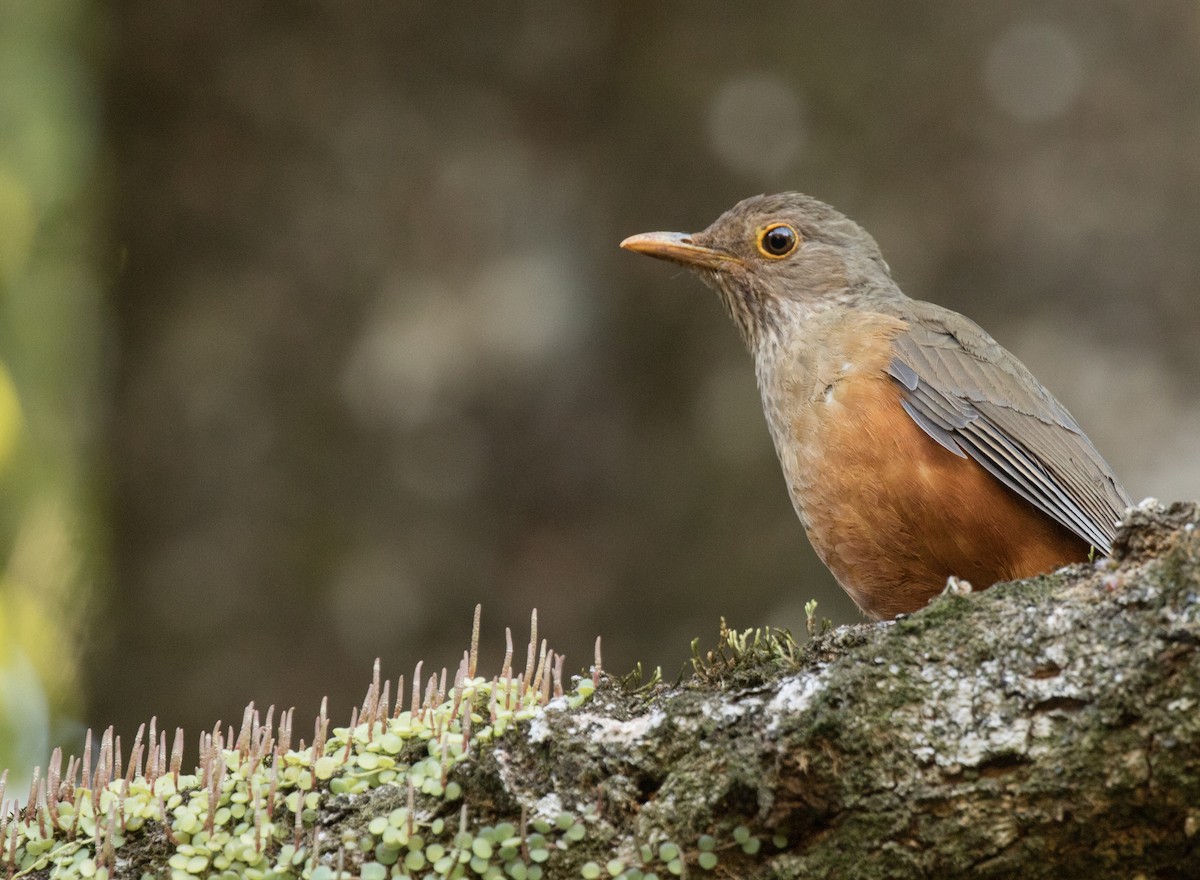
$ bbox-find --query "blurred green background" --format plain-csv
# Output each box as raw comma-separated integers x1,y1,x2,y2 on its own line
1,2,1198,777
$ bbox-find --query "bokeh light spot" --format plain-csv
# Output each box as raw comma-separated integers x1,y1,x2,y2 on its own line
985,22,1084,122
0,364,22,471
341,253,587,429
707,73,805,180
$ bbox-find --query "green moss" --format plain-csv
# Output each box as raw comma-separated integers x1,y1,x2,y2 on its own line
0,609,606,880
690,618,806,688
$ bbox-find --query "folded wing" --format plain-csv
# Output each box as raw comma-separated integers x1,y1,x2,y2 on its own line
885,300,1131,553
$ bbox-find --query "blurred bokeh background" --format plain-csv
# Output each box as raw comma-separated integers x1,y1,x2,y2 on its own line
1,2,1198,776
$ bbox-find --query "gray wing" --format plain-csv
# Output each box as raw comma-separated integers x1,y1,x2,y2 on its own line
884,300,1131,553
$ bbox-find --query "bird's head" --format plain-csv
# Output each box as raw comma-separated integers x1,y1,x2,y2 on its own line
621,192,897,347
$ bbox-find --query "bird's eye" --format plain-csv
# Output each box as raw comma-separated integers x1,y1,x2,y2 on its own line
758,223,799,258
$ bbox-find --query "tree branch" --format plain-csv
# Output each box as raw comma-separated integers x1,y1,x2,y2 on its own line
6,503,1199,879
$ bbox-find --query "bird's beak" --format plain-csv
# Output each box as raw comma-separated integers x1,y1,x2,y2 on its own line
620,232,742,270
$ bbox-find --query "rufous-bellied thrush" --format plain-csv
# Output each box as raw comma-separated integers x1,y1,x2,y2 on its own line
622,193,1130,619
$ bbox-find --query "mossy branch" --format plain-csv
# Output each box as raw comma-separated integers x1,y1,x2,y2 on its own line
4,503,1199,880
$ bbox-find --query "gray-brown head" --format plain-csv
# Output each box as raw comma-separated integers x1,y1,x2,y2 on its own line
621,192,900,348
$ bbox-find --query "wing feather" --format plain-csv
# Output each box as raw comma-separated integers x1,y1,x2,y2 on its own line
886,300,1130,553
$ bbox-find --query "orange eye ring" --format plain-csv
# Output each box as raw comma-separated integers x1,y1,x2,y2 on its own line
757,223,799,259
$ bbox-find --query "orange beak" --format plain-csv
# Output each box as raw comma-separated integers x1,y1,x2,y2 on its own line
620,232,742,270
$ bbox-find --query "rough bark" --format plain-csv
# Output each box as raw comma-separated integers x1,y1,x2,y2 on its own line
465,500,1200,879
11,502,1200,879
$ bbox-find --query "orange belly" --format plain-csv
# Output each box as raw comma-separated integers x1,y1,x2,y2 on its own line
789,372,1089,619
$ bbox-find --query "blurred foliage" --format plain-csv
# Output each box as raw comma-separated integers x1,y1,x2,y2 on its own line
0,0,101,775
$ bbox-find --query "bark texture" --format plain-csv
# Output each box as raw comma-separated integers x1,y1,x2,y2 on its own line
466,500,1200,878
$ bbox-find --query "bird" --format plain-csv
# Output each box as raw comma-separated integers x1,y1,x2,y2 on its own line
620,192,1131,619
